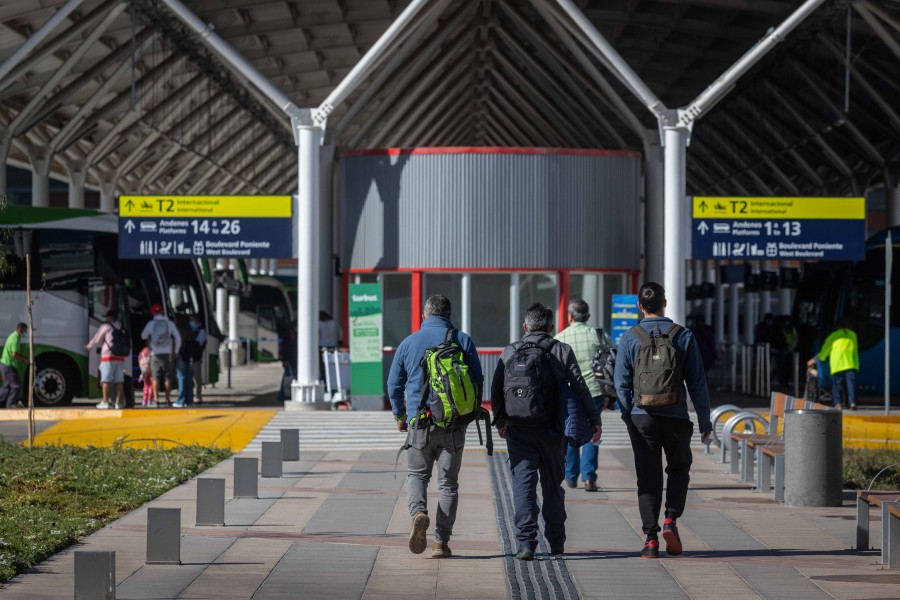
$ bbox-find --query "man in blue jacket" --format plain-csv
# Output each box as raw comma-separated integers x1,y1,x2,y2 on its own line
614,282,712,559
387,295,483,559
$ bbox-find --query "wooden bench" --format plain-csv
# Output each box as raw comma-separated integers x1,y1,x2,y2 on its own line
727,392,831,489
856,490,900,568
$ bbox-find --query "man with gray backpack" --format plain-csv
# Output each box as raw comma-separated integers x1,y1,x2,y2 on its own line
386,295,486,559
140,304,181,407
614,283,712,559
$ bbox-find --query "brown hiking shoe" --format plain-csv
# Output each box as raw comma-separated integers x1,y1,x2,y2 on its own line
432,542,452,558
584,480,598,492
409,512,430,554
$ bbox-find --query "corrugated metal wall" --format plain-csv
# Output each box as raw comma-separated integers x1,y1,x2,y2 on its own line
340,151,641,271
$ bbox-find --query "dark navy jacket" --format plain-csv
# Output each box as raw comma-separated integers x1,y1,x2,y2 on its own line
386,317,483,422
614,316,712,433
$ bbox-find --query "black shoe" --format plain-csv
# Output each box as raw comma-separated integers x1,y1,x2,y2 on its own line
516,547,534,561
662,518,683,556
850,404,858,411
641,537,659,559
549,546,564,556
565,478,577,489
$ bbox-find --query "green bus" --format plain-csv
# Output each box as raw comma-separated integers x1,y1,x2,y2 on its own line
0,206,222,406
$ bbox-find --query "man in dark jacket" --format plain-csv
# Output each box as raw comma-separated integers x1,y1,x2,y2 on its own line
614,283,712,559
491,303,601,561
386,295,483,559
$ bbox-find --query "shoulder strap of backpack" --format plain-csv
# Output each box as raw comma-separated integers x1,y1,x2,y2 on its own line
444,328,458,345
630,325,650,343
665,324,684,339
536,336,557,353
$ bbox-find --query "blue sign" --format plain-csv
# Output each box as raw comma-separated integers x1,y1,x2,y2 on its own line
118,217,293,259
692,197,866,261
611,294,639,345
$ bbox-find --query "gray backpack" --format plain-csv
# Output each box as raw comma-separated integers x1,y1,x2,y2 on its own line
631,324,683,408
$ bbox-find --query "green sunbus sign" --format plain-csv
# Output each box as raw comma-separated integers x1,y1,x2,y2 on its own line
349,283,383,396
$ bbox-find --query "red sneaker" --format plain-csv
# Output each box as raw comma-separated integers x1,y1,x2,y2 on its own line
641,537,659,558
662,518,683,556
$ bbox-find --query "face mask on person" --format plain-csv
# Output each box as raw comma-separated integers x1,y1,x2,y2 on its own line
189,321,199,331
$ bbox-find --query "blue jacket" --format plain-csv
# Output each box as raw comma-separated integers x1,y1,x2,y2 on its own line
614,316,712,433
386,317,483,421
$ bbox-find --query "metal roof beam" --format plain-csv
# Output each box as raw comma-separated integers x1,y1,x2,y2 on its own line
489,47,597,148
512,0,645,138
790,62,885,166
8,3,127,137
382,57,474,147
487,83,554,147
354,30,474,148
331,0,475,138
402,77,474,145
0,0,121,97
489,67,567,147
702,125,776,195
493,26,626,148
721,114,801,194
0,0,86,85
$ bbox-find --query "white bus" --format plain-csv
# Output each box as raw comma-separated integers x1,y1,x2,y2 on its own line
0,206,222,406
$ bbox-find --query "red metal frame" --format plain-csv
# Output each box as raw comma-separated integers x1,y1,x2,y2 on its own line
342,146,641,158
411,271,422,332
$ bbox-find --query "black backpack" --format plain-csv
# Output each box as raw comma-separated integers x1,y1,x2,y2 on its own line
590,328,617,398
631,324,683,408
503,338,558,423
109,324,131,357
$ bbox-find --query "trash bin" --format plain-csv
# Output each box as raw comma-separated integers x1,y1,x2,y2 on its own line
783,408,843,507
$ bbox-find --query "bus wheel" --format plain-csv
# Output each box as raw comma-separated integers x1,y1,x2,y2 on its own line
33,358,77,407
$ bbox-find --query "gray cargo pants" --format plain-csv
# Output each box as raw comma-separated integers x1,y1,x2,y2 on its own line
406,423,467,543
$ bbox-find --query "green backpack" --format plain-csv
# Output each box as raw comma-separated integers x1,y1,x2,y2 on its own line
419,329,478,428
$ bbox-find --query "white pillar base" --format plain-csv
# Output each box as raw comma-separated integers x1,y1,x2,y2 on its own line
285,381,326,410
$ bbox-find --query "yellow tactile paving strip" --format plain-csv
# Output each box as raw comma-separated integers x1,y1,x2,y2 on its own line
31,409,276,452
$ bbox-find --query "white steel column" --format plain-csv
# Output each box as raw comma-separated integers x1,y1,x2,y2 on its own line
705,260,715,325
291,125,322,405
228,294,240,366
461,273,472,334
66,161,86,209
744,283,757,345
760,261,772,317
780,261,792,314
663,126,688,323
98,176,116,213
249,259,259,275
215,287,228,334
693,260,704,313
319,144,336,312
643,133,664,285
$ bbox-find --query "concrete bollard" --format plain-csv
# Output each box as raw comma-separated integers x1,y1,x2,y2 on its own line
882,501,899,566
234,457,259,499
281,428,300,461
75,551,115,599
196,478,226,526
784,409,842,507
261,442,283,478
146,508,181,564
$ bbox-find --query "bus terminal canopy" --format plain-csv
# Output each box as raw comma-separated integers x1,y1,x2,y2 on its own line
0,0,898,202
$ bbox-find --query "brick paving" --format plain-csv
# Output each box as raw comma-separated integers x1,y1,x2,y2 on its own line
3,412,900,599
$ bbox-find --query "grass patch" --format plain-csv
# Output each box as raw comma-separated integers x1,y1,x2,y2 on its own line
844,448,900,490
0,440,230,584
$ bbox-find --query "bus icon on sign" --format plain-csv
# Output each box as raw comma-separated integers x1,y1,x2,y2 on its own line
140,222,157,232
713,223,730,234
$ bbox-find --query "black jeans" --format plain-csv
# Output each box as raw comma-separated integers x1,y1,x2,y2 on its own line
624,414,694,537
506,423,567,551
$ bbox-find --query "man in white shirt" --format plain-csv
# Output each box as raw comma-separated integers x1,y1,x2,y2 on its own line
140,304,182,407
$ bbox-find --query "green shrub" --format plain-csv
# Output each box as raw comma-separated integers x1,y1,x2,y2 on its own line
843,448,900,490
0,441,230,584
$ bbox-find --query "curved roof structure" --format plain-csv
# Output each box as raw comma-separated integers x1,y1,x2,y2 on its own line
0,0,898,198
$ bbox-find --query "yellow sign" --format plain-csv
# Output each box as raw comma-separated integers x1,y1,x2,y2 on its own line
119,196,292,218
692,197,865,220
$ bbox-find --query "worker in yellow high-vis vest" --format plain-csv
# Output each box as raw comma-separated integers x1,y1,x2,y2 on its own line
817,319,859,410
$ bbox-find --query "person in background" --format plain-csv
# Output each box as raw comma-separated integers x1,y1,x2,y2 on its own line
85,310,127,410
816,318,859,410
173,315,195,408
277,319,298,403
189,314,207,404
318,311,343,382
0,323,28,408
555,299,607,493
140,304,181,407
138,343,153,407
686,315,717,376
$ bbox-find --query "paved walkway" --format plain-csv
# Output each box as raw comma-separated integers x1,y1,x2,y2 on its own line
4,408,899,599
